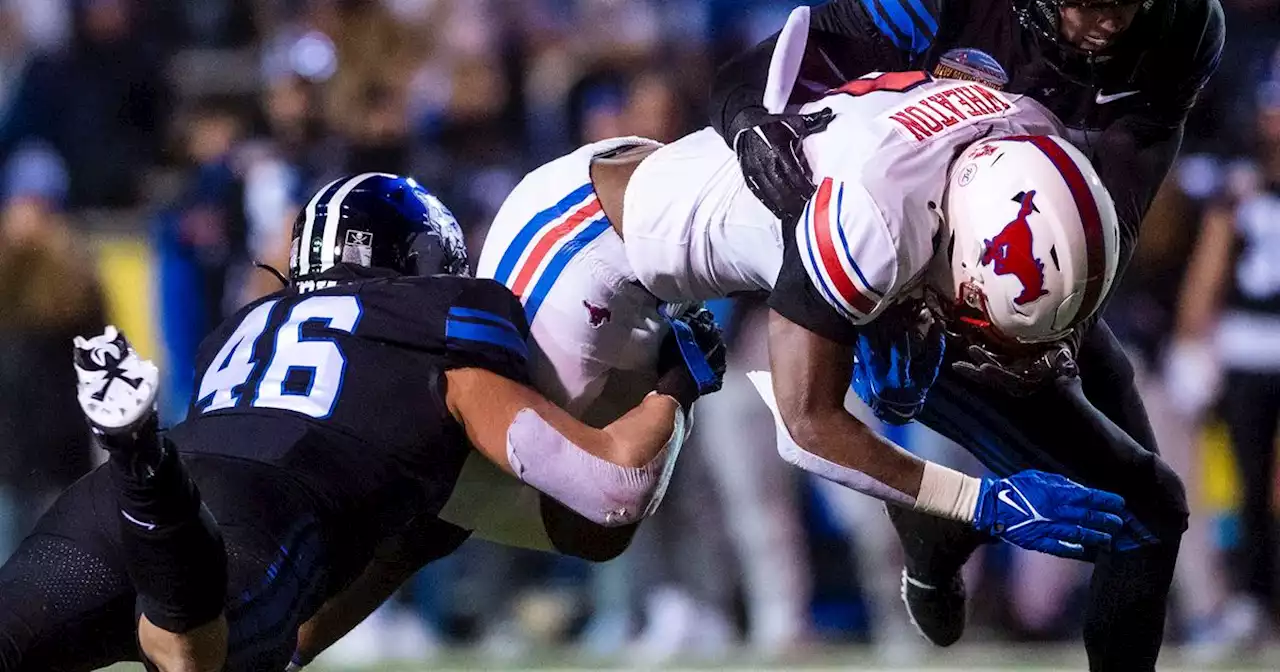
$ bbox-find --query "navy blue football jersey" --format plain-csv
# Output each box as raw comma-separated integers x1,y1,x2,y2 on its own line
166,267,530,522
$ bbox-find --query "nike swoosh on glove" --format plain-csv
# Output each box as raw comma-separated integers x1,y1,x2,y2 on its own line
729,106,834,221
850,301,945,424
972,470,1125,560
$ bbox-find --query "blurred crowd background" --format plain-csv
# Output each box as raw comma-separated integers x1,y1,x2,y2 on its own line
2,0,1280,667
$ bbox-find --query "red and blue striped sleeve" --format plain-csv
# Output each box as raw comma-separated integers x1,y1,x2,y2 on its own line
770,177,900,343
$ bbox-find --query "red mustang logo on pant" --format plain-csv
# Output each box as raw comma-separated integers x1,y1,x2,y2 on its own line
980,190,1049,306
584,301,612,328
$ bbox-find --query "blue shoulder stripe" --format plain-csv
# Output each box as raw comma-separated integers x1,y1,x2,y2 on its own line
447,306,522,336
522,218,612,324
860,0,935,55
903,0,939,36
445,318,530,361
862,0,910,50
833,182,884,297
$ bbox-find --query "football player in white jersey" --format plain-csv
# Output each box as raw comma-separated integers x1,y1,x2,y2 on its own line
456,65,1147,578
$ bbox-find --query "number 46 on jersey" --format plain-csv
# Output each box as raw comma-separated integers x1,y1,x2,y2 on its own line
196,296,362,420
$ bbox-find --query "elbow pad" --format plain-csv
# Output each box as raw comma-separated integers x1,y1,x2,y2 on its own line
505,403,687,527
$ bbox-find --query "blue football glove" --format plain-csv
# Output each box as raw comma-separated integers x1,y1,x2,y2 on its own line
851,300,945,425
656,303,727,407
973,470,1126,560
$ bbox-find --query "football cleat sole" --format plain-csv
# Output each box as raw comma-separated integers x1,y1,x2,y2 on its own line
74,326,159,435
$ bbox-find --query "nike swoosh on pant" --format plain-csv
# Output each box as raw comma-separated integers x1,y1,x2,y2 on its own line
1095,91,1139,104
121,509,157,531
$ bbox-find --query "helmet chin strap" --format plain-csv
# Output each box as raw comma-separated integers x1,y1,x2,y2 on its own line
254,262,290,288
926,281,1044,358
922,284,969,341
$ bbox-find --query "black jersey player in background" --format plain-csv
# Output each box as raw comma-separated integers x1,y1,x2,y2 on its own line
0,174,724,672
707,1,1222,669
1174,87,1280,643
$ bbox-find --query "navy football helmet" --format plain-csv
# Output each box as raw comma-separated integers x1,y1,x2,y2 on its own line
288,172,469,284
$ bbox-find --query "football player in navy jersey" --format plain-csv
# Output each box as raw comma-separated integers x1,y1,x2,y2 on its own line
709,1,1223,668
0,174,724,672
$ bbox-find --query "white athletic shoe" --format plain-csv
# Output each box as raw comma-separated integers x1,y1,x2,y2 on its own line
316,603,442,667
1184,595,1270,665
74,326,159,435
629,587,735,664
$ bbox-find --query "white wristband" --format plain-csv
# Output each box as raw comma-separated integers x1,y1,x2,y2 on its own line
913,462,983,523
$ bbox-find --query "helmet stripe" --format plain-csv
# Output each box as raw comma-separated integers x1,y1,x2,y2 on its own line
1007,136,1106,321
316,173,396,274
297,177,344,276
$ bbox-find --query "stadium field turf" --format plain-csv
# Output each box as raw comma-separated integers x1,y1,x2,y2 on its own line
99,643,1280,671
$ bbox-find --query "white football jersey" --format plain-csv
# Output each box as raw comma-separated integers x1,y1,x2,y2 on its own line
621,72,1064,338
791,72,1063,327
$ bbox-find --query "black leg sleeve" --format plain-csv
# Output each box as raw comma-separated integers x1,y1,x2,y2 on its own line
913,350,1188,672
541,493,639,562
110,435,227,633
1078,320,1160,454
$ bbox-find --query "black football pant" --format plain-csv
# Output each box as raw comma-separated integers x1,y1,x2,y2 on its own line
1220,370,1280,611
0,455,335,672
896,319,1187,672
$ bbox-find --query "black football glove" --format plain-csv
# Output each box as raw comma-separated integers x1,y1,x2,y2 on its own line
656,305,728,410
729,106,835,221
951,338,1079,397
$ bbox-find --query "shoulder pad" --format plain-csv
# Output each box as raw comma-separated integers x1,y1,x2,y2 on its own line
852,0,940,57
796,177,900,325
364,276,532,384
439,277,532,382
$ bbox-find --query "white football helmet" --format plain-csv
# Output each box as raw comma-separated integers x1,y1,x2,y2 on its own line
928,134,1120,348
